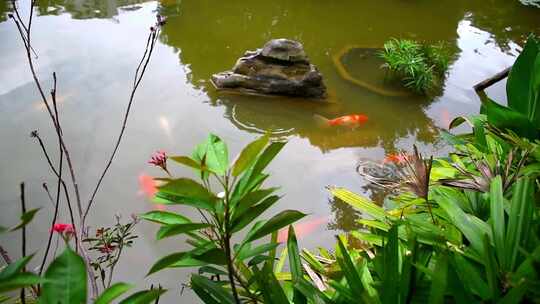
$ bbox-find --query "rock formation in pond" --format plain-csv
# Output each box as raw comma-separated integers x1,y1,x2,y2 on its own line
211,39,327,99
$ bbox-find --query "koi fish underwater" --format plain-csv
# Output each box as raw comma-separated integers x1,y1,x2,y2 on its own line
138,173,166,210
277,216,330,243
383,153,409,165
313,113,368,127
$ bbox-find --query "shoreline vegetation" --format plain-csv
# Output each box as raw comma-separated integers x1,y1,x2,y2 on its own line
1,1,539,303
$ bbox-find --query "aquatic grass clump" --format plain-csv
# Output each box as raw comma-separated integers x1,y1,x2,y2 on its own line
380,38,451,94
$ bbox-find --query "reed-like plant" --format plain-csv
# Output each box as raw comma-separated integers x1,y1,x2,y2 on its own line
380,38,451,94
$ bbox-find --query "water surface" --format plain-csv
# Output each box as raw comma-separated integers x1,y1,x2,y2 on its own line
1,0,538,301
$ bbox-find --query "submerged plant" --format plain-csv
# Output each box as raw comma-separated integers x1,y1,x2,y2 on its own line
380,38,451,94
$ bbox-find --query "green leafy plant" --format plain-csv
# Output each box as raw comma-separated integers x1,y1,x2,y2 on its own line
474,34,540,140
143,134,306,303
380,38,451,94
294,116,540,303
83,214,140,290
0,209,161,304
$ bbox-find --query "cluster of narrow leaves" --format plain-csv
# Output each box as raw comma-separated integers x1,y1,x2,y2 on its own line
83,215,139,290
0,212,163,304
380,38,451,94
301,120,540,303
143,134,307,303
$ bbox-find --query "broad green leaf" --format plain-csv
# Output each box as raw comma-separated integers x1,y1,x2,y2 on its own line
191,274,235,304
170,156,203,170
489,176,506,271
118,289,166,304
237,243,279,261
0,272,42,293
0,254,34,280
192,248,227,265
230,195,280,233
95,283,134,304
505,178,534,270
251,266,289,304
140,210,190,225
157,178,216,210
245,210,306,242
451,254,490,300
198,266,227,276
380,226,400,304
234,142,286,197
429,253,448,304
232,134,269,177
294,278,332,304
507,35,539,122
435,188,486,255
448,116,466,129
156,223,212,240
287,226,307,304
482,96,539,139
483,235,500,300
358,258,380,304
148,244,220,275
204,134,229,176
147,252,192,275
336,236,364,299
233,187,278,216
328,187,389,222
351,231,383,246
41,247,87,304
10,208,40,231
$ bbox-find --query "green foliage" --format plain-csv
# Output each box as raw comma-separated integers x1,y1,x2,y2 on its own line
144,134,306,303
0,212,162,304
40,247,87,304
83,215,139,290
380,38,451,94
297,116,540,303
480,35,540,139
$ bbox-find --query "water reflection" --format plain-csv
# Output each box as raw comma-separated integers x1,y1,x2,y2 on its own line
33,0,150,19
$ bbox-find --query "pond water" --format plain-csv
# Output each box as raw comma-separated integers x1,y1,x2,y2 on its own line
1,0,538,301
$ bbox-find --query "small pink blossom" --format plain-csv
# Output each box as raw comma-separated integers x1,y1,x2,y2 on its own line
98,244,116,254
148,150,168,173
52,223,74,234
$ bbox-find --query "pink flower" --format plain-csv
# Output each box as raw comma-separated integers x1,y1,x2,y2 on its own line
148,150,168,172
98,244,116,254
52,223,74,234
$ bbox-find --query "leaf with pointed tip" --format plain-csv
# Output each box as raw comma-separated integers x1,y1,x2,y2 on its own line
231,195,280,233
191,274,235,304
118,289,166,304
0,254,34,280
140,210,190,225
245,210,306,242
204,134,229,176
41,247,87,304
237,243,279,261
156,223,212,240
170,155,203,170
157,178,216,210
0,273,43,293
10,208,40,231
95,283,134,304
233,134,269,177
288,226,307,304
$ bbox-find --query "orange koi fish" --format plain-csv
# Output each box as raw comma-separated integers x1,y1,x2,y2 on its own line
383,153,409,164
440,108,451,128
314,114,368,127
138,174,165,210
277,216,330,243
